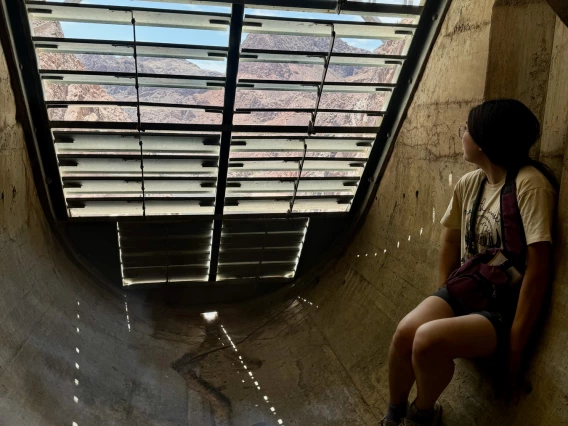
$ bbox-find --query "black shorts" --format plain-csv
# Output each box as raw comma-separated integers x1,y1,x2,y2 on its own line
433,287,511,351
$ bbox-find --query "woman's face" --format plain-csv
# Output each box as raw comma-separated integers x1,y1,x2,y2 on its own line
461,126,485,164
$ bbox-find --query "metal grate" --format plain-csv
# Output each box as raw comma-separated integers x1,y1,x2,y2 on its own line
117,218,308,285
117,221,214,286
217,218,309,281
226,136,372,214
57,132,220,217
22,0,423,218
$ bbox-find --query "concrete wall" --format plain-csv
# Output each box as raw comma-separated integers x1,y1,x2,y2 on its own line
0,26,374,426
301,1,568,425
2,1,568,426
0,29,378,426
1,37,193,423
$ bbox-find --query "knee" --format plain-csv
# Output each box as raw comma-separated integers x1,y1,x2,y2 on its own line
392,318,420,357
412,323,444,363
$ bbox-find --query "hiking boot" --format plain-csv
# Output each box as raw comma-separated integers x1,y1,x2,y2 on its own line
403,401,442,426
380,417,401,426
380,400,409,426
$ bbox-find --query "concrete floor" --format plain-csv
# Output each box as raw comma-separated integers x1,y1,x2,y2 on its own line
2,1,568,425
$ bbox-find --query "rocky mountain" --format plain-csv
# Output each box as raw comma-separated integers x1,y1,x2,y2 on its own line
34,20,131,124
34,20,407,129
240,33,369,80
241,33,369,54
75,55,222,77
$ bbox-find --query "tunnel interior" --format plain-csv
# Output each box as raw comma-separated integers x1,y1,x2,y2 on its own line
1,0,568,425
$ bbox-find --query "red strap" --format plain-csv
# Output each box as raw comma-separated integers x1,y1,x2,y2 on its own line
500,170,527,270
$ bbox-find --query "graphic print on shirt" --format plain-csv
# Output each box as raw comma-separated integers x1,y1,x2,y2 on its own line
462,198,502,263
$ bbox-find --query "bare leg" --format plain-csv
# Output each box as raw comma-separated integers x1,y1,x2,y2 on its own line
388,296,454,405
412,314,498,411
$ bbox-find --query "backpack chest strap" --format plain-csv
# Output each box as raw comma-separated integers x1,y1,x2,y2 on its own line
467,169,527,267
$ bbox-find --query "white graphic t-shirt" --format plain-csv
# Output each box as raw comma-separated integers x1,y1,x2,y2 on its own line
441,166,556,264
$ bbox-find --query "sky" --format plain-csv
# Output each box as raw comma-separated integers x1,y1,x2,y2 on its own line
47,0,419,72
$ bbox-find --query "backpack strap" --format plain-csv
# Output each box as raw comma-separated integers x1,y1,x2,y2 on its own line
467,169,527,264
467,176,487,256
500,168,527,268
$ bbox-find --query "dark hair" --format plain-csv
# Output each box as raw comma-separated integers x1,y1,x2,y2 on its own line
467,99,558,190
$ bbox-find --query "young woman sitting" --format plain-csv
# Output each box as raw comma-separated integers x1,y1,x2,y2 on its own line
381,99,558,426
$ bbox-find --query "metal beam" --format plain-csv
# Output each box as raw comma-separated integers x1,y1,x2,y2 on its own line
136,0,423,17
39,69,226,89
242,13,417,39
309,26,336,134
288,141,307,214
66,195,216,202
57,152,218,160
209,4,244,282
227,156,366,162
237,78,395,93
341,1,422,17
53,131,221,145
46,101,224,113
62,175,359,184
226,194,352,202
62,175,218,182
69,211,348,223
1,0,67,219
48,121,381,134
26,1,232,31
33,36,229,60
235,108,384,115
240,48,406,67
228,176,359,182
131,14,147,218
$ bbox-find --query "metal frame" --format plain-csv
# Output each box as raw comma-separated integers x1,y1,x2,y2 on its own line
68,211,349,223
3,0,435,223
33,37,229,60
46,101,224,113
131,13,147,218
138,0,424,17
26,1,232,29
240,48,406,67
209,3,244,281
288,141,307,214
2,0,67,219
308,25,336,135
39,69,227,89
48,122,381,133
235,108,384,115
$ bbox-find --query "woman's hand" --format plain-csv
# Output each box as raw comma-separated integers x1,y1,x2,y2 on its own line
504,243,552,403
504,349,522,403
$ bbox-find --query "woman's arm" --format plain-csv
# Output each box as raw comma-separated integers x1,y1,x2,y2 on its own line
439,228,462,286
509,242,552,353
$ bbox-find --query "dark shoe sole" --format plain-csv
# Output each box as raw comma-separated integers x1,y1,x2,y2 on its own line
434,404,443,425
